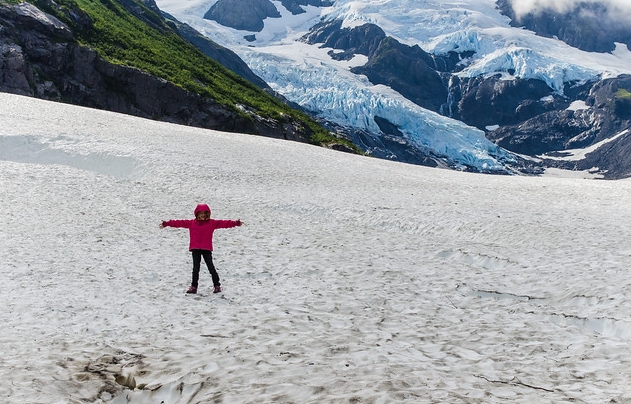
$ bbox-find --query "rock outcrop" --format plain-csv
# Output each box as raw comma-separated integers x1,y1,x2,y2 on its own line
204,0,280,32
204,0,332,33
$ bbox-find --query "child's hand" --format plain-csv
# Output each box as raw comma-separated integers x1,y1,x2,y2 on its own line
159,222,165,229
236,219,243,226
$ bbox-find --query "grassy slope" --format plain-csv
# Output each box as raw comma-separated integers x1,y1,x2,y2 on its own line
616,88,631,100
21,0,355,148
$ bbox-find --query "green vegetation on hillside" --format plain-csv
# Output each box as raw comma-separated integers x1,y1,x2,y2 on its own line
25,0,356,149
615,88,631,100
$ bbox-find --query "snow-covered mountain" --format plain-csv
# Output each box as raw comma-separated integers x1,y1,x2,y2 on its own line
155,0,631,177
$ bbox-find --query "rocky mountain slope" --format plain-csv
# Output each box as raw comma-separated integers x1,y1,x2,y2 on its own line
0,0,349,146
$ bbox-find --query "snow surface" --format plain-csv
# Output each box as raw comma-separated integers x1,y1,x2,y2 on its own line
3,92,631,402
566,100,588,112
155,0,631,172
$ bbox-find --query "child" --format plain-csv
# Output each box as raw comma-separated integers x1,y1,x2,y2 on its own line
160,203,242,294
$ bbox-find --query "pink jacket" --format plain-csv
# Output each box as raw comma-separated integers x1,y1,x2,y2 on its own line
162,204,240,251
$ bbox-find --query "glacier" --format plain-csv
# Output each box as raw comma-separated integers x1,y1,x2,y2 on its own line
243,48,513,171
154,0,631,172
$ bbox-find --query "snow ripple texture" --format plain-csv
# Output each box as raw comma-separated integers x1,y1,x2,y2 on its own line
2,93,631,403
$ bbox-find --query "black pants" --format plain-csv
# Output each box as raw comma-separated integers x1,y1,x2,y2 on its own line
191,249,220,288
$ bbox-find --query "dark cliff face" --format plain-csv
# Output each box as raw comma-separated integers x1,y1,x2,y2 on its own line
453,75,561,129
0,1,315,143
302,20,387,59
484,75,631,179
351,37,448,113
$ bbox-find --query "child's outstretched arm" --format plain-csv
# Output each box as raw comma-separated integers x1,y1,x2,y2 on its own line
212,219,243,229
160,219,193,229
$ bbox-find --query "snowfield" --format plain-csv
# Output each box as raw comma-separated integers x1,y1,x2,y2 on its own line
2,92,631,403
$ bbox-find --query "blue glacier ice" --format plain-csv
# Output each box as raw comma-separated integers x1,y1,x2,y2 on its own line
244,51,513,171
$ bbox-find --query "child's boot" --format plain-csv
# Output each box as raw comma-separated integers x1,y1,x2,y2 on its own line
186,286,197,294
213,285,221,294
